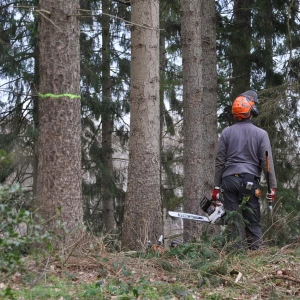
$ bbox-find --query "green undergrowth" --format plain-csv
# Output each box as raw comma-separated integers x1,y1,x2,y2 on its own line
1,241,300,300
8,279,199,300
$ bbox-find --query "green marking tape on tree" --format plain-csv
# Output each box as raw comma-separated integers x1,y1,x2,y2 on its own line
38,93,81,99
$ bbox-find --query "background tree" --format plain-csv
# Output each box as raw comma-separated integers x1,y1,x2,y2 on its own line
100,0,115,233
36,0,83,246
0,1,39,191
121,0,163,250
159,0,184,214
230,0,253,98
79,0,131,234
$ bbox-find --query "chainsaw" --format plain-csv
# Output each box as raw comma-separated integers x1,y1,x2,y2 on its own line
168,196,226,225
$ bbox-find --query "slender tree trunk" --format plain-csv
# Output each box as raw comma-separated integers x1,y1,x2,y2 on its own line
231,0,253,96
263,0,273,88
36,0,83,247
101,0,115,233
181,0,218,242
30,0,40,200
31,39,39,199
121,0,162,251
159,26,166,211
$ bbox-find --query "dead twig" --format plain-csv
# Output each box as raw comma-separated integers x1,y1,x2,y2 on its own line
37,11,61,31
273,274,300,283
77,8,163,31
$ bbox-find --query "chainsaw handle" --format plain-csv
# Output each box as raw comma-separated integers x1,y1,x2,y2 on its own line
266,151,273,210
265,151,271,194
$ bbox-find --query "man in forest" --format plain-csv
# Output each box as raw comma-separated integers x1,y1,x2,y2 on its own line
212,90,277,250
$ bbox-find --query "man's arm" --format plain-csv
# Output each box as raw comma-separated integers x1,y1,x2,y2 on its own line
214,133,227,187
260,132,277,188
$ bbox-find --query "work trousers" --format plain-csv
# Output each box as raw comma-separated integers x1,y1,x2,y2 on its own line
221,175,263,250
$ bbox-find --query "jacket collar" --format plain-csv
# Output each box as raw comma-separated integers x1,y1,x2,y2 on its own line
236,118,253,124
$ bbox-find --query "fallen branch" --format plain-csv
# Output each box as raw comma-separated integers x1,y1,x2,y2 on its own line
273,274,300,283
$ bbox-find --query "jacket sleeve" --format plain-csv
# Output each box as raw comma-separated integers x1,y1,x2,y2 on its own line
214,132,227,187
259,132,277,188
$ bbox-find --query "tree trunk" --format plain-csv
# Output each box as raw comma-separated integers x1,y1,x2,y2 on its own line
201,0,219,235
121,0,162,251
101,0,115,233
263,0,273,88
159,24,166,209
231,0,253,96
181,0,218,242
36,0,83,247
31,37,39,199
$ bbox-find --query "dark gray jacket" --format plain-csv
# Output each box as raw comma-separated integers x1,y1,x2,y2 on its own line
214,119,277,188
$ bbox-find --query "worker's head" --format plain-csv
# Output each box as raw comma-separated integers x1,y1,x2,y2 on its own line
232,90,259,121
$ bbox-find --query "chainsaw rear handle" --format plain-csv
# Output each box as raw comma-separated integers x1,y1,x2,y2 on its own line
266,151,273,209
265,151,271,193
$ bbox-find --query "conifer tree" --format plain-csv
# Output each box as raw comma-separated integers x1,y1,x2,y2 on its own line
0,1,39,189
159,0,184,212
122,0,162,250
101,0,115,233
231,0,253,97
181,0,218,241
36,0,83,246
80,0,131,233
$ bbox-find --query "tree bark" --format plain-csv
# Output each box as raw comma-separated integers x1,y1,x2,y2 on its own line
121,0,163,250
201,0,219,235
36,0,83,247
181,0,218,242
31,34,39,199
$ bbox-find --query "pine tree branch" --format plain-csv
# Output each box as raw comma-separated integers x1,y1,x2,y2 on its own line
113,0,131,6
76,9,163,31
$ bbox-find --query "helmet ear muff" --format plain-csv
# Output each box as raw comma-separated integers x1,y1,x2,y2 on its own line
242,94,259,118
251,106,259,117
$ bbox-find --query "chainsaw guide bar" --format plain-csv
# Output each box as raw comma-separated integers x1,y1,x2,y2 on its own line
168,205,226,225
168,211,210,222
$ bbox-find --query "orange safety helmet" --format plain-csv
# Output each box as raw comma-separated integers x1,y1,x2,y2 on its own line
232,90,259,120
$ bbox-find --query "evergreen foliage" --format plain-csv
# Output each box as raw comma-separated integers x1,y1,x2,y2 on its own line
160,0,183,212
80,0,131,232
0,1,38,188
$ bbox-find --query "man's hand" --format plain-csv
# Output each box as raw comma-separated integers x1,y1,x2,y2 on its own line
266,188,276,202
212,187,220,201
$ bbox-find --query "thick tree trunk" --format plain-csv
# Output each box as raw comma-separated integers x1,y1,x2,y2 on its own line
36,0,83,247
121,0,162,250
201,0,219,236
181,0,218,242
101,0,115,233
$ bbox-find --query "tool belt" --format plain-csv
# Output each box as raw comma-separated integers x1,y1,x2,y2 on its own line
235,173,260,201
234,173,260,183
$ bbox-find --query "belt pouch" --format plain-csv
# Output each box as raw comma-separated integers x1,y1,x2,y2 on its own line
238,174,254,201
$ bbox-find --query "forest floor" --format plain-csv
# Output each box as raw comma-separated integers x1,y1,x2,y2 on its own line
2,240,300,299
